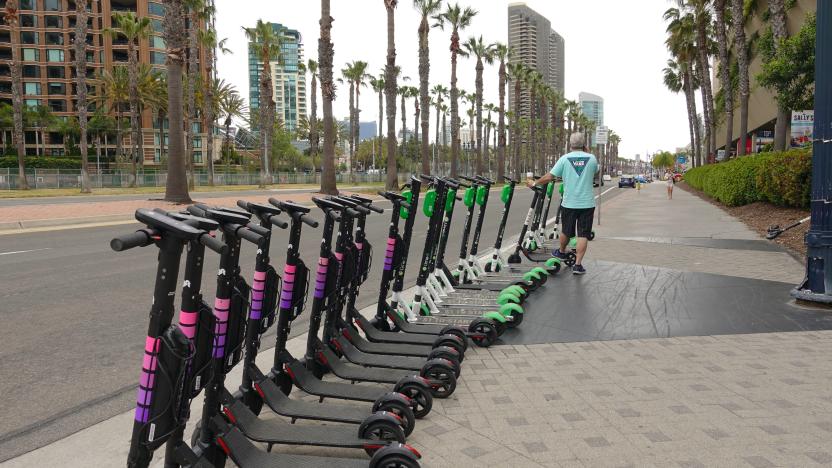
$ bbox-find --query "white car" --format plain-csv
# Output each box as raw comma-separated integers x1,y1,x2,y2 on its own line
602,174,612,182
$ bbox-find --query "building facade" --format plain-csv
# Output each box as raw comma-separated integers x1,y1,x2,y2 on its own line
247,22,306,137
507,2,565,120
579,92,604,146
0,0,210,165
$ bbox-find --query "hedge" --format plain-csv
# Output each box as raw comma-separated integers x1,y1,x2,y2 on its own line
684,149,811,208
0,156,82,169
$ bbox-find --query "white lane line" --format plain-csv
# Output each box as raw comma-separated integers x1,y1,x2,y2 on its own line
0,248,52,256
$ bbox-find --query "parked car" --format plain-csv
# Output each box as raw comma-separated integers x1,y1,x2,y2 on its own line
602,174,612,182
619,175,636,188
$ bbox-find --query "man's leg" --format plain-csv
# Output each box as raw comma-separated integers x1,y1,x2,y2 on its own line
574,237,589,265
559,231,569,253
574,208,595,267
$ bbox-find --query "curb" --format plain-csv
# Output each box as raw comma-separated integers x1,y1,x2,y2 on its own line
0,214,136,233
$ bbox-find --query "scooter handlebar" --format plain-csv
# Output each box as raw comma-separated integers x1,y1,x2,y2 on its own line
236,226,264,245
459,175,478,183
110,228,157,252
270,215,289,230
503,176,518,184
300,214,319,228
199,232,227,254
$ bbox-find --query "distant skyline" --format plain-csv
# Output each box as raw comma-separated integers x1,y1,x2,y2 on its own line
215,0,692,159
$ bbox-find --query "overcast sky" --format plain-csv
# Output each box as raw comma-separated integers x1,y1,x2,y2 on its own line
214,0,690,159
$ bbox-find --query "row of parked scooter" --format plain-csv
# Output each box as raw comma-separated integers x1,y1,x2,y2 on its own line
115,174,565,468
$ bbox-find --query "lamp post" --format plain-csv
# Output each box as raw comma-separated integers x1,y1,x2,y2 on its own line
793,1,832,303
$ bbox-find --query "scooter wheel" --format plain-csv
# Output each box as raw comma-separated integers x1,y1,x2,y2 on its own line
396,382,434,418
369,449,422,468
588,231,596,241
493,320,508,336
506,310,524,328
503,285,528,297
435,334,466,358
372,400,415,437
484,262,493,272
421,362,458,398
564,252,577,267
497,293,521,306
359,414,408,446
468,318,498,347
438,325,469,351
370,316,393,332
427,348,462,377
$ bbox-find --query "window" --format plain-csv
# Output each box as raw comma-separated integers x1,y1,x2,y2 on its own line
154,148,168,163
20,14,36,27
153,118,169,130
20,31,38,44
22,48,39,61
23,65,40,78
44,0,60,11
48,99,66,112
192,137,202,148
25,99,41,108
151,19,163,32
0,31,10,43
47,49,64,62
19,0,34,9
150,51,165,65
47,66,65,79
153,133,169,145
23,82,41,95
0,82,11,93
193,151,203,163
191,122,201,133
45,15,62,28
148,2,164,15
46,32,63,45
150,36,165,49
48,83,66,95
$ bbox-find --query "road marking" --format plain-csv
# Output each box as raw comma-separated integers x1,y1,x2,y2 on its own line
0,248,52,256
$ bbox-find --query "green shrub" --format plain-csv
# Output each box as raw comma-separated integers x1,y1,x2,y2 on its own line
0,156,82,169
684,149,811,208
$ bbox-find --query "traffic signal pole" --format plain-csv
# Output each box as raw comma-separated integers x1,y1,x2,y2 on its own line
792,0,832,303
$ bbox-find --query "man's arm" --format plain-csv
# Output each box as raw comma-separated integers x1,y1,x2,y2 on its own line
526,172,554,189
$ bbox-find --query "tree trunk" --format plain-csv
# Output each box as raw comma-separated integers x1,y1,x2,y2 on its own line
770,0,790,152
528,89,536,175
310,73,319,157
259,65,273,186
377,88,383,145
418,15,430,174
128,40,140,187
162,0,190,202
76,0,90,192
400,93,406,156
497,61,506,182
383,1,398,190
353,79,361,173
348,81,355,172
449,29,459,178
714,0,734,156
696,21,716,161
512,81,521,181
474,58,483,175
9,14,27,188
684,68,701,166
732,0,749,156
204,42,215,186
158,111,166,168
320,0,338,194
185,8,199,189
434,100,440,174
441,111,446,173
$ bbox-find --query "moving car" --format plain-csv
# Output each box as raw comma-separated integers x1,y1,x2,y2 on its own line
619,175,636,188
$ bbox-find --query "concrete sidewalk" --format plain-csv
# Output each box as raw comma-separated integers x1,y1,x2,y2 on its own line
5,181,829,467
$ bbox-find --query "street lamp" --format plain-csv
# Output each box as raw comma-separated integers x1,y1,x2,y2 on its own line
793,1,832,303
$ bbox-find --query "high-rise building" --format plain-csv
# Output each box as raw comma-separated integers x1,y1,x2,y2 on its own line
247,22,306,137
0,0,210,164
579,92,604,146
507,2,565,119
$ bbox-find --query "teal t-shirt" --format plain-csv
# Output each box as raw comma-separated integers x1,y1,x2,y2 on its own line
551,151,599,209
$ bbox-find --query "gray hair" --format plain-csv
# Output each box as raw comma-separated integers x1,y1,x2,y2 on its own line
569,132,585,150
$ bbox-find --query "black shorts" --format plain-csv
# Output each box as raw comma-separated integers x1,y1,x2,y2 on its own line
561,207,595,238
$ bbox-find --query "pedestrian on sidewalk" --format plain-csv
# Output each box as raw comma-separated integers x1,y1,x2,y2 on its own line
665,170,674,200
527,133,598,275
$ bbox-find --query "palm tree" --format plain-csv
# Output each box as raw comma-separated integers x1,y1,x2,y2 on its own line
107,12,151,187
243,20,284,187
146,74,168,168
346,60,369,173
162,0,191,202
713,0,733,155
383,0,399,190
319,0,338,194
492,43,510,182
199,24,230,186
768,0,790,151
434,2,477,177
197,77,233,185
27,105,54,157
731,0,749,156
183,0,207,188
306,59,320,157
665,7,702,166
370,73,385,148
3,1,27,189
99,67,129,163
398,85,408,151
507,62,527,180
218,88,246,171
414,0,442,174
463,36,493,175
341,67,357,170
524,70,541,173
74,0,91,192
663,58,700,166
431,84,448,169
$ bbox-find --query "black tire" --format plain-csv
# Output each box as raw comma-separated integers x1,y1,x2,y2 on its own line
588,231,596,241
435,335,466,358
438,325,469,351
468,319,498,347
396,382,434,419
371,316,393,332
506,310,524,329
359,418,407,445
564,252,577,267
375,401,415,437
427,349,461,376
420,363,457,399
493,320,508,336
484,262,492,272
370,453,421,468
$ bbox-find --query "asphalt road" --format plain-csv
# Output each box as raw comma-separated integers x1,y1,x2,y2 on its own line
3,184,622,461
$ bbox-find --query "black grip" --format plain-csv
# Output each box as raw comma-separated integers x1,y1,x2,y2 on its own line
246,223,270,236
367,203,384,214
300,214,319,228
400,201,412,210
325,210,341,223
377,190,389,198
186,205,207,217
110,229,156,252
237,226,263,245
419,174,434,182
199,233,227,254
270,215,289,229
236,200,250,212
346,207,360,218
503,176,517,183
460,175,477,182
456,194,463,201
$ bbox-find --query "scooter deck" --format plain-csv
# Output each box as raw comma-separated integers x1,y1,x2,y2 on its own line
249,365,372,424
217,419,370,468
386,309,450,336
335,335,429,371
342,324,435,358
354,313,441,346
320,344,412,384
453,281,523,291
224,398,378,448
521,248,554,262
286,360,392,403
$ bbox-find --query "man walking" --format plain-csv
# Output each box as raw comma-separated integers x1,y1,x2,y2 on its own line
527,133,598,275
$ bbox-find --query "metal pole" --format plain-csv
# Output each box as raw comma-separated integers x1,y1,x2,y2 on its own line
793,1,832,303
